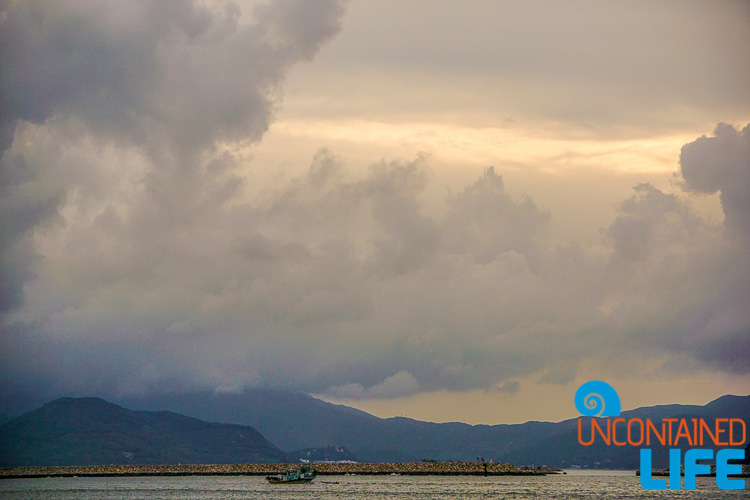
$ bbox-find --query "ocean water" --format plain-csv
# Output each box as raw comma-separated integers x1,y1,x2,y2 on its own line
0,470,746,499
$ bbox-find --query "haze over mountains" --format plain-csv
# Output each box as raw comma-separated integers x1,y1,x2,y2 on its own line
1,391,748,468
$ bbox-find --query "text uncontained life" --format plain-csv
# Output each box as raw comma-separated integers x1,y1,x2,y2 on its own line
577,417,746,491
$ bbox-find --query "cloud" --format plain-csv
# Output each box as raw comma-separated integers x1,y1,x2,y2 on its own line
3,121,750,410
324,370,421,400
0,0,344,156
0,0,344,314
0,1,748,414
680,123,750,238
605,183,703,271
0,153,63,312
0,0,345,408
495,381,520,395
443,167,549,266
588,125,750,375
295,0,750,136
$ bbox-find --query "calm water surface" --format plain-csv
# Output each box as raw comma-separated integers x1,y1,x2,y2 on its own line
0,470,746,499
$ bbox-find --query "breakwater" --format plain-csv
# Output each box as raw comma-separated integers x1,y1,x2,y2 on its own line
0,462,546,479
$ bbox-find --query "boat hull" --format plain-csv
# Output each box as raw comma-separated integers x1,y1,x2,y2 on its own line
266,476,315,484
265,466,317,484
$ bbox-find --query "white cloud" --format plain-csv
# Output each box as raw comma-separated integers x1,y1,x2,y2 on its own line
325,370,421,399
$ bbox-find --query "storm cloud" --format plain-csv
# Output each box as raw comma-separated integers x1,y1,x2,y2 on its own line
680,123,750,239
0,1,748,416
0,0,344,308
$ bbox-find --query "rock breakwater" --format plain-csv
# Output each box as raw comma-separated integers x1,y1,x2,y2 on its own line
0,461,545,479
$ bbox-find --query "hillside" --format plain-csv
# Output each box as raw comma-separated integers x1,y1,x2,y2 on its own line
119,389,567,462
118,390,750,466
2,393,747,468
0,397,284,467
508,394,750,469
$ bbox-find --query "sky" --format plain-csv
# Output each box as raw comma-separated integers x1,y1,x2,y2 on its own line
1,0,749,424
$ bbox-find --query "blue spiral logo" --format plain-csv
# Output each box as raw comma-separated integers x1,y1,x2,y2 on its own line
574,380,621,417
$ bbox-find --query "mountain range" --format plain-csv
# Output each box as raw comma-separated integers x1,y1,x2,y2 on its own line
1,391,748,468
0,397,284,466
117,389,750,467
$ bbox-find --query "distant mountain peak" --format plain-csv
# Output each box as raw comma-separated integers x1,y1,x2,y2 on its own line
45,396,119,408
0,397,285,467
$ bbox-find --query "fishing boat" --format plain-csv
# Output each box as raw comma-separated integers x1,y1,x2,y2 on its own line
266,466,317,484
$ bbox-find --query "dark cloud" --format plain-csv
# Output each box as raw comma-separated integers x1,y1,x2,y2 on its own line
606,183,702,271
592,126,750,375
0,153,62,312
694,329,750,374
0,0,344,315
680,123,750,239
0,0,344,156
0,0,345,409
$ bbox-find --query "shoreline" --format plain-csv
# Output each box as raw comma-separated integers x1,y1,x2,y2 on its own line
0,462,549,479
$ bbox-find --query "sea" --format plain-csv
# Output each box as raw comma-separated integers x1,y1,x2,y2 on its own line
0,470,746,499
